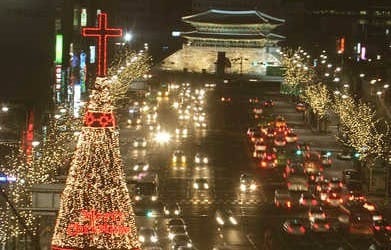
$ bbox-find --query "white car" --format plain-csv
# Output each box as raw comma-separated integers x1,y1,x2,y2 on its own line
308,206,326,222
164,203,182,217
193,178,209,190
172,150,186,163
170,234,193,249
133,162,149,171
215,209,238,226
133,137,147,148
138,227,158,244
168,225,188,240
254,141,267,151
194,153,208,164
239,174,257,192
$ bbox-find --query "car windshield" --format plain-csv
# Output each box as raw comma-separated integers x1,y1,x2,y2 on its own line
135,183,156,195
169,219,184,226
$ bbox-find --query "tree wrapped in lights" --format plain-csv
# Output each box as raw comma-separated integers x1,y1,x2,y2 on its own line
51,77,141,250
281,48,315,96
334,94,387,160
0,148,40,248
108,48,151,108
301,83,331,131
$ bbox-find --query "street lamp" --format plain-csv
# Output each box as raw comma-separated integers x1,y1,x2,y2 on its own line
124,32,133,42
1,106,9,112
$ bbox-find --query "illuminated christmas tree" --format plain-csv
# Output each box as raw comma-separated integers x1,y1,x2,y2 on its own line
51,78,141,250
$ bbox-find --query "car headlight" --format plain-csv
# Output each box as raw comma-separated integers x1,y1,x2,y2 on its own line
240,184,246,191
250,184,256,191
203,157,208,164
135,196,141,201
133,166,139,171
183,129,188,134
229,216,238,225
204,183,209,189
139,236,145,242
133,142,138,147
165,210,170,215
143,165,149,171
216,216,225,225
151,196,157,201
168,233,174,240
142,142,147,147
193,183,199,189
187,243,192,248
174,210,180,215
181,156,186,162
175,128,180,134
151,236,158,243
173,156,177,162
195,157,200,163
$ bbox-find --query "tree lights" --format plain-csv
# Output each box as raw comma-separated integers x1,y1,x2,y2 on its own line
51,78,141,250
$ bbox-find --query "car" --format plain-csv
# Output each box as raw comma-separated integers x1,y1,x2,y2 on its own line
308,206,326,222
175,126,188,137
254,141,267,151
170,234,193,249
274,189,292,208
326,192,343,207
133,161,149,171
282,219,306,235
310,218,331,232
274,115,286,127
193,178,209,190
164,202,182,217
194,153,208,164
320,151,332,167
303,152,323,174
133,137,147,148
342,169,360,184
265,127,275,138
274,135,287,147
138,227,158,244
262,99,275,108
299,192,318,207
337,150,354,160
252,106,263,115
328,177,343,189
168,225,188,240
260,152,278,168
246,127,257,137
296,102,306,112
249,97,259,103
307,171,324,185
215,209,239,226
167,218,186,229
372,219,391,232
285,131,298,143
347,190,366,202
250,131,263,142
252,150,264,159
349,215,374,235
172,150,186,163
239,174,257,192
220,96,231,102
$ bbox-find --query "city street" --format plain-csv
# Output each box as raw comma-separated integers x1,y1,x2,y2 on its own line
118,80,380,250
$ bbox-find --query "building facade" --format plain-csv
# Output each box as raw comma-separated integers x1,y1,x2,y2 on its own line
158,9,285,77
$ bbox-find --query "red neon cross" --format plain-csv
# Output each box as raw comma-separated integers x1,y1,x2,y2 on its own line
82,12,122,76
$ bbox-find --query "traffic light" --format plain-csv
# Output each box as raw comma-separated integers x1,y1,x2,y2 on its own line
326,151,332,157
296,149,302,156
354,152,360,159
146,210,153,218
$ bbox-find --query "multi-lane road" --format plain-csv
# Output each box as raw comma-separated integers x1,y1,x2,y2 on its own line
119,80,380,250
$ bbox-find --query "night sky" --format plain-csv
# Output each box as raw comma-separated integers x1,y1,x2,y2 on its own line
0,0,53,106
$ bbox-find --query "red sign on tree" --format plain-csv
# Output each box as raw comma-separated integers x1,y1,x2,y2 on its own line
82,12,122,77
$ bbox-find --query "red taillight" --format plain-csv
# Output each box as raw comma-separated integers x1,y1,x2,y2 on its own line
311,200,317,205
339,198,343,203
325,224,330,229
374,226,381,231
313,224,318,229
288,226,293,232
267,155,272,160
300,227,306,233
287,201,291,208
385,226,391,231
311,176,315,180
287,182,291,187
